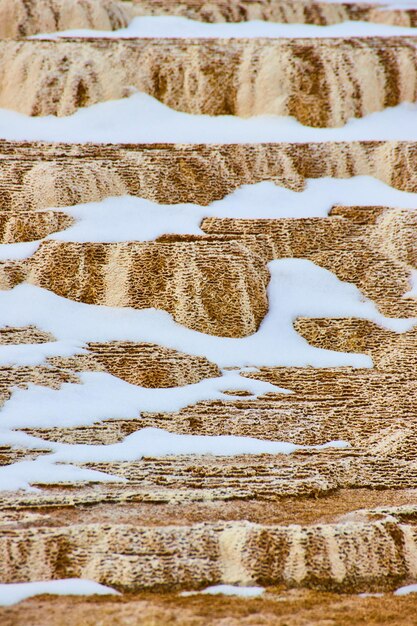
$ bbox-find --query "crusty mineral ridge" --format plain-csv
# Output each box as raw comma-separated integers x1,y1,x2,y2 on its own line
0,210,73,242
0,139,416,603
132,0,417,27
1,141,417,210
1,506,417,592
0,0,131,38
3,589,417,626
1,204,415,328
1,38,417,125
2,500,417,596
1,0,417,623
4,0,417,40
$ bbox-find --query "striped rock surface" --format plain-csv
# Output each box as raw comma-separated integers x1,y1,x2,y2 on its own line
1,1,417,625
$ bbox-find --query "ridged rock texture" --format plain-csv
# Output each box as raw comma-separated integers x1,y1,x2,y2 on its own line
132,0,417,27
0,0,131,38
1,142,417,210
4,0,417,39
1,2,417,626
2,37,417,125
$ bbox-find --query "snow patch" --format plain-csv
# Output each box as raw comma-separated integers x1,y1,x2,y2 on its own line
31,15,417,39
2,93,417,144
0,426,348,491
182,585,265,597
41,177,417,244
0,259,411,371
0,241,40,261
0,426,349,466
32,428,351,464
0,371,288,430
0,341,86,367
394,584,417,596
0,579,119,606
0,458,124,492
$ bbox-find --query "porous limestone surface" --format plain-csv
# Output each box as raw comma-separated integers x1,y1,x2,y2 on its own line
1,37,417,125
0,0,131,38
1,2,417,624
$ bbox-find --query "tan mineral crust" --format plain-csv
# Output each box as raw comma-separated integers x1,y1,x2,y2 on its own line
131,0,417,27
0,0,417,625
0,0,131,38
2,37,417,123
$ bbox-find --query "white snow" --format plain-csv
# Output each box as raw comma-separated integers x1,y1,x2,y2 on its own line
0,425,348,491
0,371,288,429
0,341,86,367
0,426,349,464
46,428,349,463
0,259,412,371
182,585,265,598
31,15,417,39
41,177,417,243
394,583,417,596
0,256,411,489
2,93,417,144
0,457,125,492
0,579,119,606
0,241,40,261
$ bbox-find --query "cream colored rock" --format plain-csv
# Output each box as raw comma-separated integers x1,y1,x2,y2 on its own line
1,142,417,213
0,38,416,125
0,0,131,38
0,2,417,619
132,0,417,28
0,511,416,591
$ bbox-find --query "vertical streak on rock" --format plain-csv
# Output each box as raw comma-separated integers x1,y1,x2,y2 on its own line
400,524,417,578
321,526,347,583
218,523,253,585
284,526,307,584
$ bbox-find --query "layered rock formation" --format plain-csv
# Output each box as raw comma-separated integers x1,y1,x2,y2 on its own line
1,142,417,211
0,1,417,625
132,0,417,27
1,506,417,592
0,0,131,38
4,0,417,39
1,38,417,125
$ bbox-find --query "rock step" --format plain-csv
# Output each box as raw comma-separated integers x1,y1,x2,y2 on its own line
1,38,417,125
0,142,415,211
1,503,417,592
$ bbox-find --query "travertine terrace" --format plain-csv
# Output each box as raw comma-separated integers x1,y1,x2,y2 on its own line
2,37,417,122
1,1,417,624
